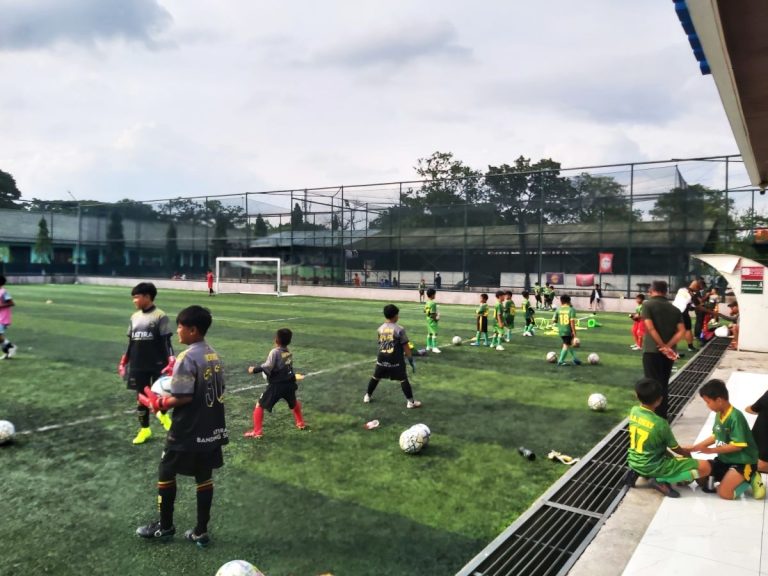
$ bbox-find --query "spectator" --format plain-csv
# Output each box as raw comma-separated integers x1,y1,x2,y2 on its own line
434,273,442,290
589,283,603,314
353,273,361,287
727,301,739,350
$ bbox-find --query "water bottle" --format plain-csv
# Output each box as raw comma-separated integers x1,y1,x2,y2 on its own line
518,446,536,461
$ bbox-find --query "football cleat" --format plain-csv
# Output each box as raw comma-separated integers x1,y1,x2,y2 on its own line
184,528,210,548
6,345,16,358
243,430,263,439
132,427,152,445
136,521,175,540
751,473,766,500
156,411,172,431
363,393,371,403
406,400,422,409
431,347,441,354
495,345,505,351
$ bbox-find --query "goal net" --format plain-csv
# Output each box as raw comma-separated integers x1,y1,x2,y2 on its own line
215,257,283,296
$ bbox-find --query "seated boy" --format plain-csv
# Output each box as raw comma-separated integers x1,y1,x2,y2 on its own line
686,378,765,500
628,378,711,498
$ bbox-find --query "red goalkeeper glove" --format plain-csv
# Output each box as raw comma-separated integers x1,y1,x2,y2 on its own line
138,386,169,413
161,356,176,376
118,355,128,378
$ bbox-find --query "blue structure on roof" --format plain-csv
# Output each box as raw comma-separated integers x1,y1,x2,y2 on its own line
673,0,711,75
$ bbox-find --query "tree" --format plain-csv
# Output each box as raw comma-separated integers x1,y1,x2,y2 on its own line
254,214,269,237
291,202,304,228
106,211,126,268
165,222,179,273
569,173,641,224
0,169,22,209
34,217,53,264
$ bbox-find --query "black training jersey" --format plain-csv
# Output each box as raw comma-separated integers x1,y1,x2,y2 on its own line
376,321,408,368
126,306,172,372
259,346,296,385
167,341,228,452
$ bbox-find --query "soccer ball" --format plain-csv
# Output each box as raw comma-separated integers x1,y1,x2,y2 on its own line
150,376,173,396
215,560,264,576
588,393,608,412
452,336,462,346
399,427,428,454
546,351,557,363
587,353,600,365
714,326,729,338
409,423,431,442
0,420,16,444
572,337,580,348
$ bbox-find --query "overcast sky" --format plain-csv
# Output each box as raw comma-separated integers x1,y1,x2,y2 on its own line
0,0,752,206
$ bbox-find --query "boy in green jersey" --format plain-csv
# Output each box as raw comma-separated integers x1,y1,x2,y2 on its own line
533,283,543,309
687,379,765,500
489,290,505,351
503,290,515,342
424,288,441,353
471,293,490,347
552,295,581,366
628,378,711,498
521,291,535,336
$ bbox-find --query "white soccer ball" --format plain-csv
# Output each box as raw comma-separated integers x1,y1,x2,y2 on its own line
587,353,600,365
714,326,729,338
0,420,16,444
399,427,427,454
452,335,462,346
588,393,608,412
546,351,557,363
45,299,53,304
572,337,580,348
409,423,431,442
215,560,264,576
150,376,173,396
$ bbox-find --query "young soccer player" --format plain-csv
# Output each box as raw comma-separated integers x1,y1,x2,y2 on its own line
533,282,543,310
544,284,556,311
521,290,535,336
244,328,306,439
471,293,490,347
552,294,581,366
628,377,711,498
135,305,228,545
424,288,441,353
746,390,768,474
363,304,422,409
489,290,505,351
118,282,175,445
630,293,646,351
503,290,515,341
0,275,17,359
687,379,765,500
418,278,426,303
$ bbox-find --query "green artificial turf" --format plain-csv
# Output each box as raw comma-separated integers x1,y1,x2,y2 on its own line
0,284,679,576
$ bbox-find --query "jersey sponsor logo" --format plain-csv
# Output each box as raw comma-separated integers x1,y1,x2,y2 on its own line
132,330,156,340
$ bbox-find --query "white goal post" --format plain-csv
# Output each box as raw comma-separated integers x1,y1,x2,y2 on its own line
215,257,283,296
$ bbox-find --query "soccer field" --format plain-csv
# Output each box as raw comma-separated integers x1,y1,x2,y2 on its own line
0,284,665,576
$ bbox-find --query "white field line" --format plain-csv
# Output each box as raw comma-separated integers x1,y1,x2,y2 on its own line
214,316,302,325
17,358,373,436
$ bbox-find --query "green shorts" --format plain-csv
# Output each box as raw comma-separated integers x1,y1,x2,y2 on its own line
426,319,439,335
634,456,699,480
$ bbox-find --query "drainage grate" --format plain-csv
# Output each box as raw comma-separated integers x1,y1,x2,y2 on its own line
457,337,730,576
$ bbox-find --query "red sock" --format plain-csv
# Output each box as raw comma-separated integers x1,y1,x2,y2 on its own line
252,405,264,436
292,401,305,429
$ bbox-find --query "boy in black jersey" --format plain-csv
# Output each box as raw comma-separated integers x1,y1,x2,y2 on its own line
136,305,228,546
364,304,422,409
244,328,306,439
118,282,175,445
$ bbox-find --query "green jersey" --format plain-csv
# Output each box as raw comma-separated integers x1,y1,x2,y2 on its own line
493,301,504,326
503,300,515,318
627,405,681,476
424,300,438,322
523,299,534,319
534,285,542,296
476,303,489,318
713,406,759,465
552,305,575,337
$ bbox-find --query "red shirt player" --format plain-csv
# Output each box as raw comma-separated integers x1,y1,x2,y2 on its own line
206,270,214,296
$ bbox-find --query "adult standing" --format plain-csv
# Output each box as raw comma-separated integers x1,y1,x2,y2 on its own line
589,283,603,314
434,273,442,290
642,280,685,419
206,269,214,296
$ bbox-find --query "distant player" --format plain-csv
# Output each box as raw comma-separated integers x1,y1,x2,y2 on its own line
533,282,543,310
0,275,16,359
206,269,214,296
552,294,581,366
418,278,426,303
544,284,556,310
630,293,645,350
424,288,441,353
503,290,515,341
489,290,505,351
521,290,535,336
118,282,175,445
471,293,490,347
687,379,765,500
244,328,306,439
135,305,228,545
363,304,422,409
627,378,711,498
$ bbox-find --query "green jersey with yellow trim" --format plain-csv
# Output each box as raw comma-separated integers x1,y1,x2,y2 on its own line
552,305,575,337
424,300,438,322
476,303,489,318
713,405,758,465
503,299,515,318
627,405,680,476
523,299,534,319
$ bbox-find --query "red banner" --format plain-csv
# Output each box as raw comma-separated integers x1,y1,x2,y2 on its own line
576,273,595,287
598,253,614,274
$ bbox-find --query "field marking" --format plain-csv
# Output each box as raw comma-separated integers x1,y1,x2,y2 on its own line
16,358,373,436
215,316,302,325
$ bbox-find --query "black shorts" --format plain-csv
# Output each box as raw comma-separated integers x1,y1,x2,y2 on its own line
710,457,756,483
127,371,161,392
258,379,298,412
681,312,692,330
561,335,573,345
419,289,425,296
477,316,488,332
159,446,224,478
373,363,407,382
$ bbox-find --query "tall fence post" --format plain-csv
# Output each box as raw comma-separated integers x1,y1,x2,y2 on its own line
537,170,544,286
626,165,634,297
397,183,402,286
